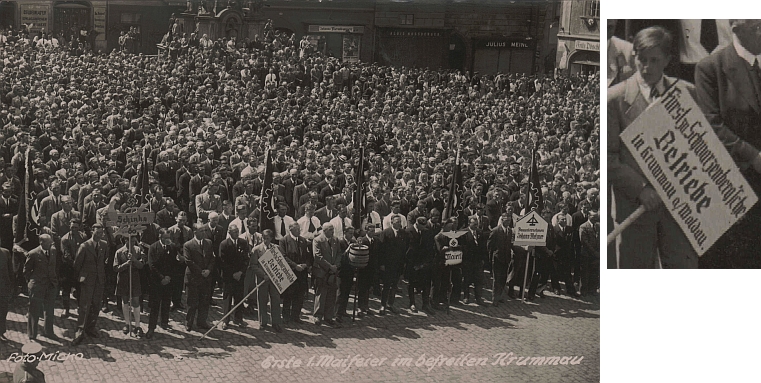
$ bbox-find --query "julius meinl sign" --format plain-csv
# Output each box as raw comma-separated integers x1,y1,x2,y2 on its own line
620,83,757,255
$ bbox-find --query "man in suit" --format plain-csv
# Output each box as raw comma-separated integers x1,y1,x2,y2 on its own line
579,211,600,296
405,216,435,314
406,200,427,228
181,223,215,331
206,212,226,296
355,222,379,316
695,19,761,267
312,223,341,327
608,19,636,87
145,228,176,339
81,188,106,233
462,217,487,306
378,215,408,315
195,180,222,223
0,241,13,342
571,200,590,287
279,222,311,324
59,218,85,319
609,26,698,268
553,214,578,297
38,180,63,228
0,182,17,252
218,223,249,329
72,224,107,345
168,211,192,310
49,196,78,250
314,195,337,225
488,212,514,306
24,234,58,341
250,229,284,332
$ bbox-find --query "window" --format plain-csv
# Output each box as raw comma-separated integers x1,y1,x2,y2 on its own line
400,14,414,25
120,13,141,24
588,1,599,18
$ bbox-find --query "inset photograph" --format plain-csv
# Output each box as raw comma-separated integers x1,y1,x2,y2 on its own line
608,19,761,268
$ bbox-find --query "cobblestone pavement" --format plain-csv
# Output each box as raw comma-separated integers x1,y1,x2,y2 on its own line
0,275,599,383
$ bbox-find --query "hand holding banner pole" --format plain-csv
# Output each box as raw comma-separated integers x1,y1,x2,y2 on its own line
607,205,646,267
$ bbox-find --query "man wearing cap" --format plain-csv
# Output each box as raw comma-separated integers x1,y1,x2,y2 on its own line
24,234,58,341
13,342,46,383
72,223,107,345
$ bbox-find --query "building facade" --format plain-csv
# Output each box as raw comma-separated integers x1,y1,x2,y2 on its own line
555,0,600,75
2,0,560,74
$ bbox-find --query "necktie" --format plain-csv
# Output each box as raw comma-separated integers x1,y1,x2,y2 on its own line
308,218,315,232
241,220,247,234
649,85,659,102
280,217,286,237
700,19,718,54
341,218,345,234
94,242,98,254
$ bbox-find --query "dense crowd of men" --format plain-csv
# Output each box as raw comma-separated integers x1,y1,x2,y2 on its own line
0,20,600,346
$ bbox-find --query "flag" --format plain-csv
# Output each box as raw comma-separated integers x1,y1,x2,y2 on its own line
15,148,39,249
352,147,366,230
443,147,466,229
259,148,276,234
125,146,150,211
526,145,544,213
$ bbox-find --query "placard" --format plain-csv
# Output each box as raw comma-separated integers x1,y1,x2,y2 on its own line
620,82,757,255
20,5,49,32
94,7,107,41
258,246,297,294
514,211,548,246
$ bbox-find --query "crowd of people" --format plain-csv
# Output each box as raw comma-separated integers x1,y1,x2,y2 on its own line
0,19,600,346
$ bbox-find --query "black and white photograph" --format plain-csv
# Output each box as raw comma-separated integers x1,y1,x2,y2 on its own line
0,0,599,382
607,19,761,269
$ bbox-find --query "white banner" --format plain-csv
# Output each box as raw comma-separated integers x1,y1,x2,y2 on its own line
258,246,297,294
620,82,757,255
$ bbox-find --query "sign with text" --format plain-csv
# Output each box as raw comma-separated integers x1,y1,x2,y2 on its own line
514,211,548,246
106,203,156,238
94,7,107,41
574,40,600,51
308,25,364,34
20,5,49,32
476,39,534,50
258,246,297,294
620,83,757,255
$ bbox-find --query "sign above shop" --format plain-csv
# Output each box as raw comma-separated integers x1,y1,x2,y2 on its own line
308,25,364,34
574,40,600,51
475,39,534,50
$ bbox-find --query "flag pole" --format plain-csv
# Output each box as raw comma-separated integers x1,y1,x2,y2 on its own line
198,279,267,341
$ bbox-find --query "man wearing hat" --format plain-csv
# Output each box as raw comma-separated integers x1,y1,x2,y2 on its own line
13,342,46,383
72,223,108,345
24,234,58,341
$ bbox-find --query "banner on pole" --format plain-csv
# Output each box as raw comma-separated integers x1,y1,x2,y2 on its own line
620,82,758,256
258,246,297,294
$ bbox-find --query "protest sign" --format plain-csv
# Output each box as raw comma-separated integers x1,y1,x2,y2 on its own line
620,82,758,255
258,246,297,294
514,210,548,247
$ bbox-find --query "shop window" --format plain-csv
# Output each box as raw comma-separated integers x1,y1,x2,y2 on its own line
400,15,413,25
587,1,599,18
121,13,141,24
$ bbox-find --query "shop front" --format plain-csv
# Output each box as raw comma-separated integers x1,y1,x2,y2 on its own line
304,24,365,62
375,28,446,69
472,38,535,75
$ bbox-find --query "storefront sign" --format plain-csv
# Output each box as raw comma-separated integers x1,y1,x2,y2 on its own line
574,40,600,51
20,4,49,32
476,39,533,50
620,83,757,255
308,25,364,34
387,30,442,38
94,7,107,41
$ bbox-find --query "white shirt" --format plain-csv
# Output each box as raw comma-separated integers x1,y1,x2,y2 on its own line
733,33,761,67
635,71,667,104
551,212,573,228
273,215,295,241
227,217,248,238
679,19,732,64
297,215,321,240
361,211,382,234
330,216,352,241
383,212,408,230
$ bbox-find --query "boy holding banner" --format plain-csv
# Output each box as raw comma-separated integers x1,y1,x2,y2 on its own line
608,26,699,268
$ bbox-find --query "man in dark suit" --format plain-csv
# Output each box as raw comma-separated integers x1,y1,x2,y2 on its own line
571,200,590,286
279,222,310,324
218,223,249,329
0,243,12,342
355,222,379,316
181,223,215,331
0,182,17,252
72,224,108,345
59,218,85,319
24,234,58,341
695,19,761,268
145,229,176,339
405,216,435,314
312,223,341,327
378,215,408,315
168,211,192,310
488,212,514,306
553,215,578,297
609,26,698,268
314,195,337,225
462,217,487,306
